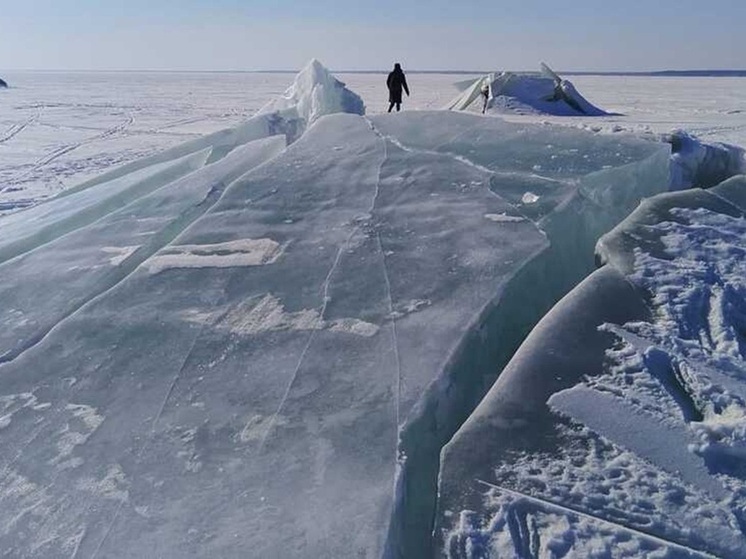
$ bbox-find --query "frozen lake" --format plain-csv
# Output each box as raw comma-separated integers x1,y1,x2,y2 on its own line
0,63,745,557
1,70,746,211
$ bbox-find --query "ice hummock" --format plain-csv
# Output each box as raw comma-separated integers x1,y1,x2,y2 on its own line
447,63,609,116
0,82,669,558
258,58,365,134
436,175,746,558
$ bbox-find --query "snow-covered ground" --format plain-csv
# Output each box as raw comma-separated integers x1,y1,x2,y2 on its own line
2,71,745,212
499,75,746,147
1,66,746,558
438,177,746,559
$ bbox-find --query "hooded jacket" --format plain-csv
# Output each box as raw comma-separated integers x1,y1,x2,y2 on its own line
386,65,409,104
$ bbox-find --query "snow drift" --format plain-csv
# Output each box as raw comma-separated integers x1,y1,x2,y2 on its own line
446,63,609,116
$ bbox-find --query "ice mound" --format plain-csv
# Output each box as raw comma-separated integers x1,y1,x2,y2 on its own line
436,175,746,558
447,63,608,116
258,58,365,140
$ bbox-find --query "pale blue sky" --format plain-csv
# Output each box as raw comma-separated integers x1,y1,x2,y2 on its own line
1,0,744,71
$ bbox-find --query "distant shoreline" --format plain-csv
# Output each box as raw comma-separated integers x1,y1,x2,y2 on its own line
564,70,746,77
3,69,746,77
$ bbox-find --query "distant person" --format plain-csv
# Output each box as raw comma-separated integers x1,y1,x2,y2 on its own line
480,81,490,114
387,63,409,113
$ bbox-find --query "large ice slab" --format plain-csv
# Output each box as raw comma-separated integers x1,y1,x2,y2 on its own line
0,109,668,557
0,135,286,363
436,175,746,558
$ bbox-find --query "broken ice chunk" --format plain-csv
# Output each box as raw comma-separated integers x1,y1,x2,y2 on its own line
522,192,540,204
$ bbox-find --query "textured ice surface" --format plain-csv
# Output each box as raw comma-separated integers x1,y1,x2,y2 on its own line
0,96,668,557
436,175,746,557
0,136,286,363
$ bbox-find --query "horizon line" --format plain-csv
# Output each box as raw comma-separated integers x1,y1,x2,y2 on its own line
2,68,746,77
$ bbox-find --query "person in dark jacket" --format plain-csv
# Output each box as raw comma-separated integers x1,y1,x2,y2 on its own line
386,63,409,113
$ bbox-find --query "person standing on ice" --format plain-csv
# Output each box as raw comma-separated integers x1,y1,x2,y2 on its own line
480,80,490,114
387,63,410,113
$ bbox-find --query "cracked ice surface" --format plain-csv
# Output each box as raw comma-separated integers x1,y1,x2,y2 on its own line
0,103,667,557
437,177,746,558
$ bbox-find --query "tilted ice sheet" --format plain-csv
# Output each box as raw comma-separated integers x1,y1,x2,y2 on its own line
0,135,286,363
0,70,284,210
0,109,668,557
0,149,210,262
436,177,746,558
0,61,363,215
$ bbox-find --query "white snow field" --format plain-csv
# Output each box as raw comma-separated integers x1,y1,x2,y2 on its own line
3,69,746,212
0,61,745,558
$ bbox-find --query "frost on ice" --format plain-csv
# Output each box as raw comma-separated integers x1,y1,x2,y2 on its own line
0,58,675,558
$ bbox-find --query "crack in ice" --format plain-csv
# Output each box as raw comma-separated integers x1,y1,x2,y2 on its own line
257,128,389,453
90,326,206,559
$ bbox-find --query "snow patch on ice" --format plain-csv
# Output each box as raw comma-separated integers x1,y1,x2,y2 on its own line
239,413,288,443
327,317,381,337
217,293,318,335
521,192,540,204
182,293,380,338
484,213,525,223
77,464,129,502
53,404,105,467
101,245,139,266
145,238,284,273
0,393,48,431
